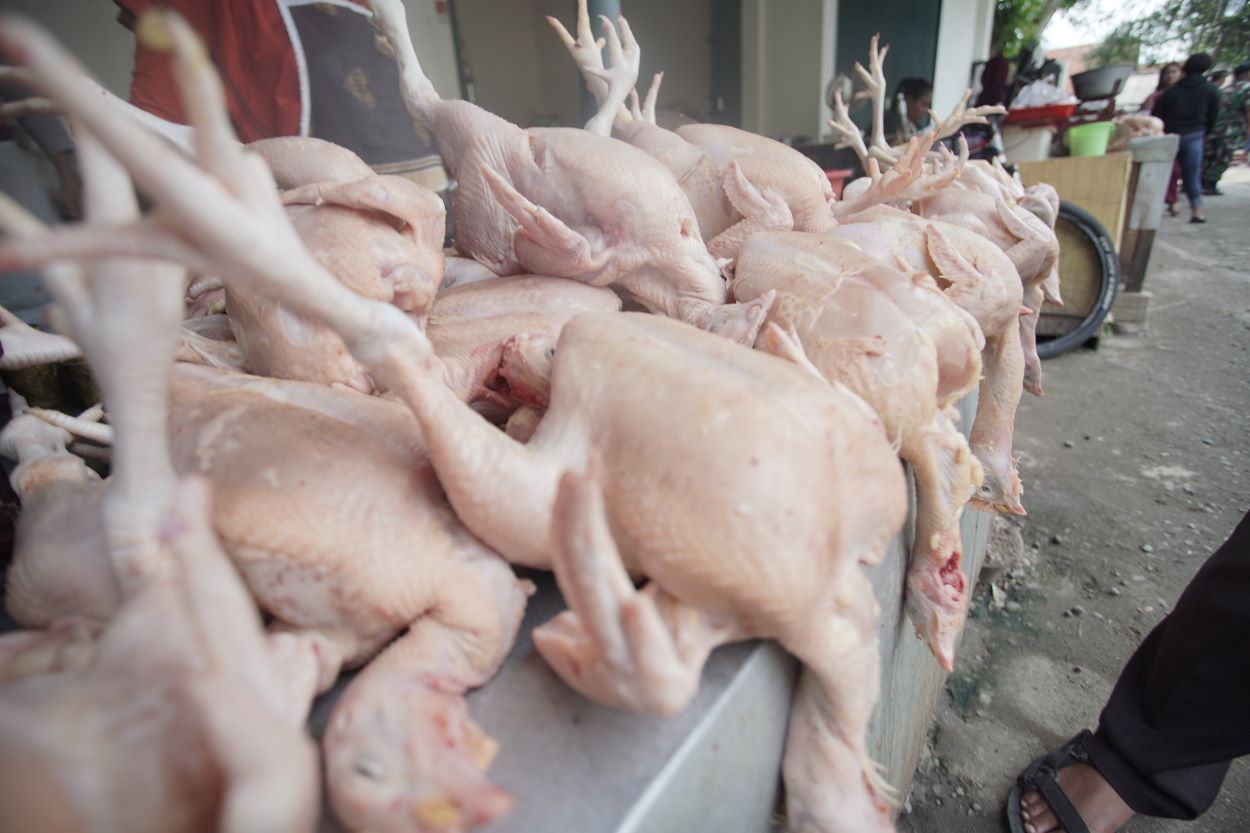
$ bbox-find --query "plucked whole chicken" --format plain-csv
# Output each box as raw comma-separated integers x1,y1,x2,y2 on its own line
0,6,1063,833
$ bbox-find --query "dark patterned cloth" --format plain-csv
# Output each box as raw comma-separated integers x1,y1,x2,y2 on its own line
1202,80,1250,189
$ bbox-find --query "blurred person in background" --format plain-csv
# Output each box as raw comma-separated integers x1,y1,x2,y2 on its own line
1201,62,1250,195
882,77,934,145
1143,62,1184,217
1151,53,1220,223
0,82,80,323
976,48,1011,108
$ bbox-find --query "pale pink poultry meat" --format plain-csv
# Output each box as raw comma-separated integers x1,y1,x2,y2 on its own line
403,309,908,833
731,232,983,669
951,160,1063,305
0,14,935,830
227,138,447,393
3,361,532,833
0,70,318,832
426,275,620,408
830,206,1028,515
0,478,321,833
368,0,770,345
913,189,1058,396
249,135,376,189
549,2,836,256
3,15,911,833
0,18,529,832
824,33,1058,397
166,365,529,833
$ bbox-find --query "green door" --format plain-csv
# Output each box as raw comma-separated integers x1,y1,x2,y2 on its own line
836,0,943,130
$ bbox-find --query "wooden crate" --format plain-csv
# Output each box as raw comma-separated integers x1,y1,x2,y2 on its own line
1019,154,1132,338
1018,153,1132,250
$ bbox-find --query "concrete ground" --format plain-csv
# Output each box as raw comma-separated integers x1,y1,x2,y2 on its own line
899,165,1250,833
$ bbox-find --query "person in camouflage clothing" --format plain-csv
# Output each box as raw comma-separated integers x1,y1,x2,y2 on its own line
1201,63,1250,195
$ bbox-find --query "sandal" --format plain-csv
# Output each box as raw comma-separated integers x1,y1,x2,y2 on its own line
1006,730,1095,833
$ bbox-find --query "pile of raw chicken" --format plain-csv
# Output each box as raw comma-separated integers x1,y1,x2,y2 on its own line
0,3,1062,832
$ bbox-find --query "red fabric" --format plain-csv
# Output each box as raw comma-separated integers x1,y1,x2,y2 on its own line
117,0,367,142
976,55,1010,108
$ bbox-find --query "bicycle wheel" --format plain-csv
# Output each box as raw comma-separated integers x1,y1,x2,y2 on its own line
1037,201,1119,359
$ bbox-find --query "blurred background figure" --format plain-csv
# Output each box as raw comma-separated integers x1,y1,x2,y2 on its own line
0,81,80,322
975,48,1011,108
1143,62,1184,217
1201,62,1250,196
882,77,934,145
1151,53,1220,223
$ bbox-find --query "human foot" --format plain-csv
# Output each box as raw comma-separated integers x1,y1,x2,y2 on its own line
1018,762,1134,833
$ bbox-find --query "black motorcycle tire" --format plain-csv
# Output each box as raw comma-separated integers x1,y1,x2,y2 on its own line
1037,201,1119,359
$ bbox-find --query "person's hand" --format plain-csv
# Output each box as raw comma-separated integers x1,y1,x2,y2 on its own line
50,150,82,219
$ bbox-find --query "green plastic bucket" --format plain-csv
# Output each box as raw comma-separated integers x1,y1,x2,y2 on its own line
1065,121,1116,157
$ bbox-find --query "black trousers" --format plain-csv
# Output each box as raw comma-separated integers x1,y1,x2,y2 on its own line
1083,510,1250,819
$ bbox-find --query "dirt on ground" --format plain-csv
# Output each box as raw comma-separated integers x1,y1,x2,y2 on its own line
899,165,1250,833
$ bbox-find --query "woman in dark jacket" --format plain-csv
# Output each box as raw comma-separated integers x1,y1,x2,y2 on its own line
1152,54,1222,223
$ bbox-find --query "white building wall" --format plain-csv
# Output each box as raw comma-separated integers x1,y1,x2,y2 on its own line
741,0,827,140
932,0,996,117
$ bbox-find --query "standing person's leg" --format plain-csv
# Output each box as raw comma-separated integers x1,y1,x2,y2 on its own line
1083,509,1250,818
1165,157,1181,215
1011,510,1250,833
1178,131,1205,220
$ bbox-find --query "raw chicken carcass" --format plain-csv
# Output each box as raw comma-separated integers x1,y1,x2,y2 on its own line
1108,114,1164,152
732,232,983,668
3,16,908,833
0,83,318,831
913,189,1058,396
0,18,527,832
829,206,1027,515
368,0,771,345
401,309,909,833
549,3,836,256
3,362,533,833
166,365,529,833
0,478,320,833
